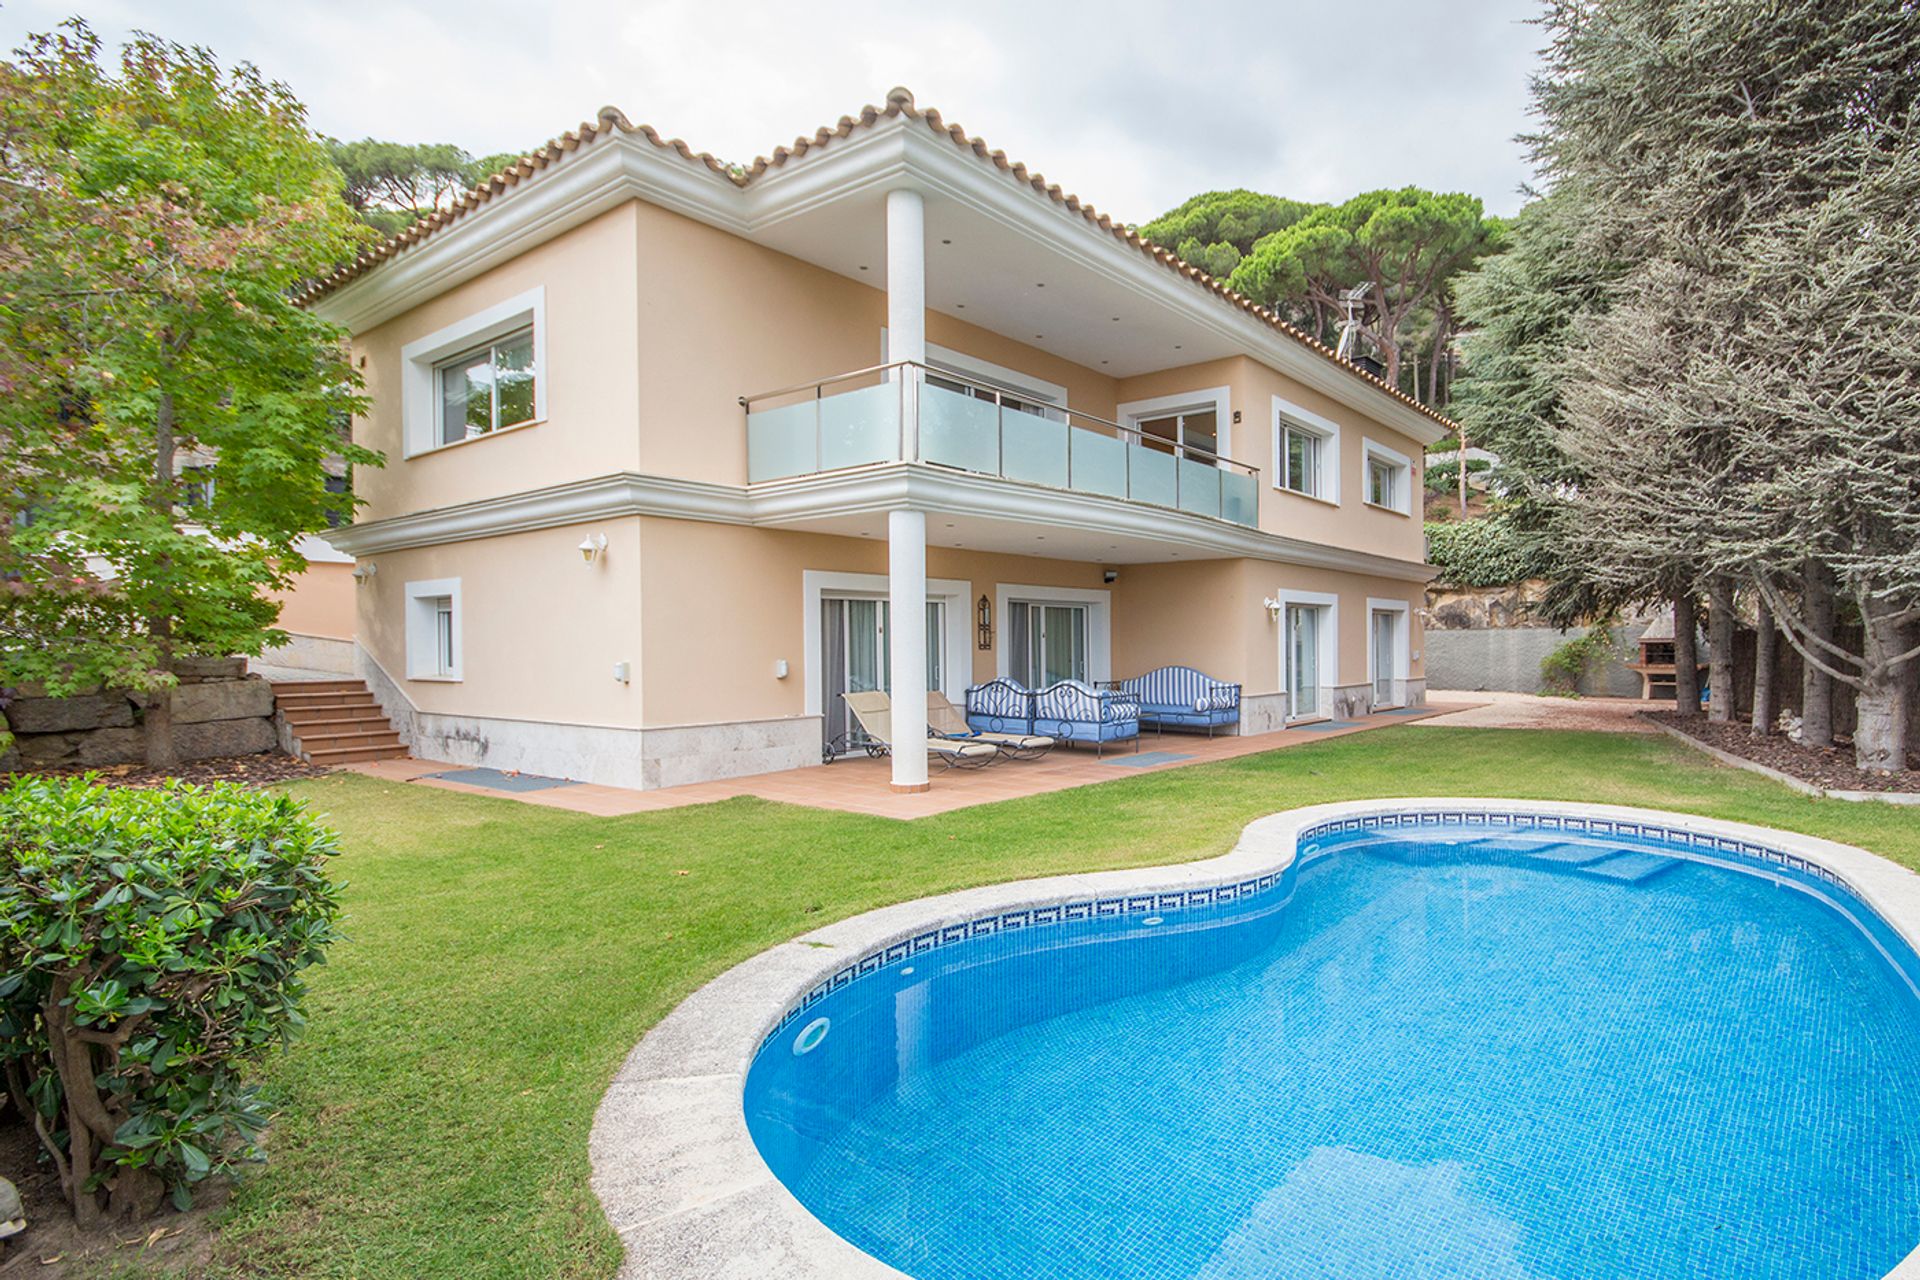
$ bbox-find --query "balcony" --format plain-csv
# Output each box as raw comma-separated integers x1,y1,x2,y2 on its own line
743,361,1260,527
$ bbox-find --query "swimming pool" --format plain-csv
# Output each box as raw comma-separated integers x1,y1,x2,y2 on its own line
739,808,1920,1280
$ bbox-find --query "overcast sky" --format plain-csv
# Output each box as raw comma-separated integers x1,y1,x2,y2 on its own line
2,1,1545,221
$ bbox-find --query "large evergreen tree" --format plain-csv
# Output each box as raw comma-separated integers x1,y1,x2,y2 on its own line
1453,0,1920,770
1142,187,1502,401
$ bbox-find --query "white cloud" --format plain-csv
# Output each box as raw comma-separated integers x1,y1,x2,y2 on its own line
4,0,1542,218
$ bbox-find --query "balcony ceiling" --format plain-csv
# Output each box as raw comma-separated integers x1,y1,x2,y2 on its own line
752,188,1239,380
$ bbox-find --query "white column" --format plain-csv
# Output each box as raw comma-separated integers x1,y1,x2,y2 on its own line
886,188,926,366
885,188,925,462
888,508,929,791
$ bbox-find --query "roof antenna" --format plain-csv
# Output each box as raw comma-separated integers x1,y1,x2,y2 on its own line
1336,283,1373,361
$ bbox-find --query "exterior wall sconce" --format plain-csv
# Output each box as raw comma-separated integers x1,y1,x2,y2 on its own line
578,533,608,564
351,562,377,582
977,594,993,650
1262,595,1283,620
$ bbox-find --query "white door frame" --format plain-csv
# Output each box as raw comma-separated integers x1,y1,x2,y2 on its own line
1276,588,1339,722
803,570,971,717
1367,597,1412,709
995,583,1112,685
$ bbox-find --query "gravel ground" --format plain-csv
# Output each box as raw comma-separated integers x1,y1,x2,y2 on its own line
1414,691,1661,733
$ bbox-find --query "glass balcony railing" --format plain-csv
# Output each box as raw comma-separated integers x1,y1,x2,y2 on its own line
743,361,1261,527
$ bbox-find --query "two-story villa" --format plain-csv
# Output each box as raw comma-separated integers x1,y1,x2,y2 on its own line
312,89,1450,793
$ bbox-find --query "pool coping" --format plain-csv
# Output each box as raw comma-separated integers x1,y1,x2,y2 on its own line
589,798,1920,1280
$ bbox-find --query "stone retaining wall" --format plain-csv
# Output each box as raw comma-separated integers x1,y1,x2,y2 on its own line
0,657,277,771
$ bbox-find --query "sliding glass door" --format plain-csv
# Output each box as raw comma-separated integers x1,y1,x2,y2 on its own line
1008,601,1089,687
1286,604,1323,720
821,598,945,753
1372,609,1400,708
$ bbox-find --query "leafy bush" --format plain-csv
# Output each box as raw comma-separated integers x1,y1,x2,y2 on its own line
1424,513,1543,586
0,777,343,1222
1540,626,1626,696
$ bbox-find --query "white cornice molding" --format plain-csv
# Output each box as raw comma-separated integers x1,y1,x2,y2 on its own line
329,465,1435,583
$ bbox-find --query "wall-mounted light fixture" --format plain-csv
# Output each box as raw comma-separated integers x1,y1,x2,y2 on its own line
578,533,608,565
977,595,993,650
1103,569,1119,584
351,561,378,582
1262,595,1283,621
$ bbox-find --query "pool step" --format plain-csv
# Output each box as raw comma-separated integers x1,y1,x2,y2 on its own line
1523,842,1620,867
1575,851,1681,884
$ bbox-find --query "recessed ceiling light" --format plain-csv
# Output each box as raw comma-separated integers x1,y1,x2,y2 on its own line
1174,344,1183,349
956,303,965,309
1035,334,1044,340
941,238,952,245
1036,282,1046,288
1100,360,1109,365
1111,316,1120,322
859,265,869,271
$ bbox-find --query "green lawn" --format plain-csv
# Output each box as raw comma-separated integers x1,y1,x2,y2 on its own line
190,727,1917,1278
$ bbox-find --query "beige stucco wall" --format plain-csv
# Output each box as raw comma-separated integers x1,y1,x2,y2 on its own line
635,517,1113,728
1113,558,1426,698
634,519,1425,730
350,194,1430,566
270,561,357,640
353,513,1424,736
358,518,644,728
630,199,1121,485
351,204,644,519
1115,357,1428,565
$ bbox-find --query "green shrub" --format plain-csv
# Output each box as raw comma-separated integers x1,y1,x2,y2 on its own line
0,777,343,1222
1424,512,1543,586
1540,626,1625,696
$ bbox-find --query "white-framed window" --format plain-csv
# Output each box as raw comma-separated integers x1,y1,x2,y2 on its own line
1273,397,1340,503
405,577,463,681
883,334,1071,421
1362,438,1414,515
435,326,535,446
400,287,547,458
1119,387,1233,464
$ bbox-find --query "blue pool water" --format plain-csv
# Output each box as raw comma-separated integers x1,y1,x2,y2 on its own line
744,819,1920,1280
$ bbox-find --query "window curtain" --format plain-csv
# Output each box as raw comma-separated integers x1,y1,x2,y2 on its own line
1008,602,1031,686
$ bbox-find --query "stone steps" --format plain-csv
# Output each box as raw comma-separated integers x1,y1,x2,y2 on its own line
272,680,407,764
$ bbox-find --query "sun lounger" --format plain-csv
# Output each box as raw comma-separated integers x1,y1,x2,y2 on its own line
839,692,999,769
927,692,1054,760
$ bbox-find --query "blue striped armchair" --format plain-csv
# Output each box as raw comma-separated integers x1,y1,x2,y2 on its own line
1032,679,1140,755
964,677,1038,736
1111,666,1240,736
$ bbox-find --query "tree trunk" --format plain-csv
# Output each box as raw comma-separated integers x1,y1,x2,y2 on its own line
1707,577,1735,722
1854,599,1912,774
1752,593,1776,734
1457,423,1470,519
145,391,178,767
1672,591,1702,718
1801,559,1835,747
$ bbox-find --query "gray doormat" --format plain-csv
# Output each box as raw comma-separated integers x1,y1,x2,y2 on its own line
424,767,579,792
1290,720,1361,732
1102,751,1196,768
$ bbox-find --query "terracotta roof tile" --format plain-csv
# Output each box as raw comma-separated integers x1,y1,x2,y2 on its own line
302,87,1452,429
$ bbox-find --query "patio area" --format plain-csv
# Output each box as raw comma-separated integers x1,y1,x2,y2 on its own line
344,701,1481,819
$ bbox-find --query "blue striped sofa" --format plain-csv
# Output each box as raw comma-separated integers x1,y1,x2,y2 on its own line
965,678,1141,754
1110,666,1240,735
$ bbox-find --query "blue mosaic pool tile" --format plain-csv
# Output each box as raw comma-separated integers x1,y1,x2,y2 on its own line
748,811,1920,1280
